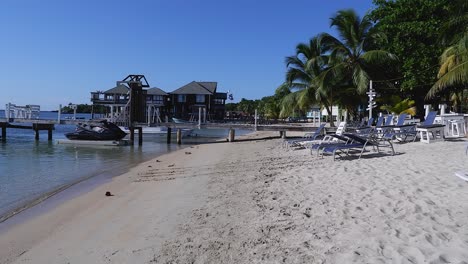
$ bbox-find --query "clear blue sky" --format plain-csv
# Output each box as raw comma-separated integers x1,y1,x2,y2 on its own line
0,0,374,110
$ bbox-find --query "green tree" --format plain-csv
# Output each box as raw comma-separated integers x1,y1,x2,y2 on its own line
370,0,450,114
283,37,331,123
318,9,396,95
426,0,468,108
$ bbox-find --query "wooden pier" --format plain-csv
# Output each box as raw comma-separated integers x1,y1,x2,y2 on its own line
0,121,54,142
0,117,335,144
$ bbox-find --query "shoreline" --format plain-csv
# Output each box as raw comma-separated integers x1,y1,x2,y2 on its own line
0,139,189,224
1,132,468,263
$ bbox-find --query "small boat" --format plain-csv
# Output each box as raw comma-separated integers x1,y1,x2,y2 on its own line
119,126,193,137
65,120,127,141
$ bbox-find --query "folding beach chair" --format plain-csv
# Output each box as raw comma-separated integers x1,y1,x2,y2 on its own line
382,113,418,142
355,118,374,134
321,132,394,161
376,115,393,137
310,133,351,156
283,124,326,149
416,111,445,143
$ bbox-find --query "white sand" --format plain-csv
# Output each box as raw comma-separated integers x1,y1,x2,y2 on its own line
1,132,468,263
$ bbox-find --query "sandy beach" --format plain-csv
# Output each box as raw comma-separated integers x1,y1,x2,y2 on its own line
1,131,468,263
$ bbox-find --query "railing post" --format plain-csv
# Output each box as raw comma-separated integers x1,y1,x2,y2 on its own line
57,104,62,124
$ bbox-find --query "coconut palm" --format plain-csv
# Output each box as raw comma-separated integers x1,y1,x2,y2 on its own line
283,36,334,124
426,34,468,99
427,0,467,102
316,9,397,96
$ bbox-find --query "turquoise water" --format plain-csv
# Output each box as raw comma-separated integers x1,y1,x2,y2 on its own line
0,110,250,220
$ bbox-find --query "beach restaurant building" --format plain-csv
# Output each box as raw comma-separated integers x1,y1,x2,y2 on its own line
90,81,227,122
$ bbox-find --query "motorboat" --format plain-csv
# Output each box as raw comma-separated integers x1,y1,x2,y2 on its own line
65,120,127,140
119,126,193,137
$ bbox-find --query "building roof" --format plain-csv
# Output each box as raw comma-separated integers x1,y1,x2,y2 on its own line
198,82,217,93
104,84,129,94
147,87,168,96
170,81,215,95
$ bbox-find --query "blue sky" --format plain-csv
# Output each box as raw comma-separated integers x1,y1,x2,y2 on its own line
0,0,374,110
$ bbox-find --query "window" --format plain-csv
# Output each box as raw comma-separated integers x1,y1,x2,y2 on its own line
214,99,224,105
196,95,205,103
155,95,163,104
178,94,186,103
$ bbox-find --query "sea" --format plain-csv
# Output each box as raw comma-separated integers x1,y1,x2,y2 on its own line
0,110,250,221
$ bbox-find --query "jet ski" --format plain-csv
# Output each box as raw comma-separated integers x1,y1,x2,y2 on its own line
65,120,127,140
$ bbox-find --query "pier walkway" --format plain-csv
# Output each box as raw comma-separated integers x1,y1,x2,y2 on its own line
0,117,335,143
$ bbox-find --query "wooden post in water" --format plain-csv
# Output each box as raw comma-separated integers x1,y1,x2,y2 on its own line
176,129,182,145
1,123,6,142
48,128,53,140
166,127,172,144
138,127,143,146
129,127,135,145
34,129,39,140
228,128,235,142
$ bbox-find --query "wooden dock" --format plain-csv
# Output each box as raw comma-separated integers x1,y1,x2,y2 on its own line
0,117,335,143
0,120,55,142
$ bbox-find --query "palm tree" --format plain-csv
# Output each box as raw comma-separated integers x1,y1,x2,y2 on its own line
426,0,467,106
316,9,397,99
283,36,333,124
426,35,468,99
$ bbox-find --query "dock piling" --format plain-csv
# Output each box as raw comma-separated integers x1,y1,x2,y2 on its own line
228,129,235,142
138,127,143,146
166,127,172,144
129,127,135,144
1,123,6,142
176,129,182,145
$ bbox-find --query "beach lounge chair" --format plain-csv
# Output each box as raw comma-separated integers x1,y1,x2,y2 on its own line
382,113,418,142
321,132,394,161
355,118,374,134
310,133,351,156
375,115,393,136
283,124,326,149
309,122,347,154
416,111,445,143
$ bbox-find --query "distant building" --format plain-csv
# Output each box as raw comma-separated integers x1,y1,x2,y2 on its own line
90,80,227,123
169,81,227,121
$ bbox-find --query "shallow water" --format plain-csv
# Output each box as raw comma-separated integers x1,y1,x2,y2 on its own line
0,110,251,219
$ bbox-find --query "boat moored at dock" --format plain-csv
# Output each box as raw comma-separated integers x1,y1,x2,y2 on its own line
65,120,127,141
